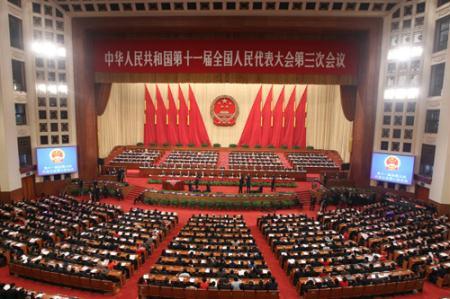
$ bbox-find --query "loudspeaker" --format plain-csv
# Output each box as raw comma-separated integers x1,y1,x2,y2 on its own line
341,163,350,171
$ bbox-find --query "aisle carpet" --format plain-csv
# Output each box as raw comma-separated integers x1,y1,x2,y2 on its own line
1,180,450,298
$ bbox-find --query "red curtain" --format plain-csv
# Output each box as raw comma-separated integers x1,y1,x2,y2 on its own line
340,85,357,122
238,86,262,146
178,85,190,145
294,86,308,147
188,85,211,146
155,85,168,145
95,83,112,116
260,86,273,147
270,86,285,147
281,86,296,148
143,85,156,145
167,85,179,145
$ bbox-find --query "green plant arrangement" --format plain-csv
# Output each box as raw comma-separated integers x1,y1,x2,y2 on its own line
176,143,183,147
201,143,209,147
187,143,195,147
281,145,288,149
162,143,170,147
229,144,237,148
213,143,221,148
268,144,275,148
293,145,300,149
176,179,297,188
148,179,163,184
241,144,249,148
150,143,157,147
254,144,261,148
136,142,144,146
141,193,298,211
306,145,314,150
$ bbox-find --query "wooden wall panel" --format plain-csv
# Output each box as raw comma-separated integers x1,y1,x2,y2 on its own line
0,188,23,203
348,24,382,187
35,180,69,196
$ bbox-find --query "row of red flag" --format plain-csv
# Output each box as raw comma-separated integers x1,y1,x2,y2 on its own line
238,86,307,147
143,85,210,146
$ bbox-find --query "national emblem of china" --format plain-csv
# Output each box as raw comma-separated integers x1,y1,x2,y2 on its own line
210,95,239,126
49,148,65,164
384,155,401,171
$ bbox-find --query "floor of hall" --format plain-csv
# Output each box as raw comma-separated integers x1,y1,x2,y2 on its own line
1,180,450,299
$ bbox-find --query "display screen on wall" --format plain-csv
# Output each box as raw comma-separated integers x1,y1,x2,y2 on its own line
36,146,78,176
370,152,415,185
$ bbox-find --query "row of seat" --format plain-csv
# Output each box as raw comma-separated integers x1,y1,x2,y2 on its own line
10,263,118,293
138,285,279,299
303,279,424,299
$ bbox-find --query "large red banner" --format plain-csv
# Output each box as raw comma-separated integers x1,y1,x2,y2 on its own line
94,40,358,75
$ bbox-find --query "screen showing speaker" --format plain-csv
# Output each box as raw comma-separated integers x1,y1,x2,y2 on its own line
36,146,78,176
370,152,415,185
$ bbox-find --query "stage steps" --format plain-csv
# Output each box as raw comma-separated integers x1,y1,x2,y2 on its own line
216,151,229,169
154,150,173,166
277,153,293,169
125,185,147,202
297,190,311,204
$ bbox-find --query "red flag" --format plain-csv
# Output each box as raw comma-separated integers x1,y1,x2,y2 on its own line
143,85,156,145
167,85,179,145
270,86,285,147
178,85,190,145
281,86,296,148
188,85,211,146
294,86,308,147
155,85,168,145
239,86,262,147
260,86,273,147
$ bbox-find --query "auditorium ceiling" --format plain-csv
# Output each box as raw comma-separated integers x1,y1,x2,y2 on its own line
55,0,400,17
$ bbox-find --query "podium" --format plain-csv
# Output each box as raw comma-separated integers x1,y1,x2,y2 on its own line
162,179,185,191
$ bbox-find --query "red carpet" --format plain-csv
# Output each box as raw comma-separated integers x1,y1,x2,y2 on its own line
155,150,172,166
217,151,230,169
2,183,450,298
277,153,293,169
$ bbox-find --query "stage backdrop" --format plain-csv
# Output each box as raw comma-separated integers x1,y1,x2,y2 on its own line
97,83,352,161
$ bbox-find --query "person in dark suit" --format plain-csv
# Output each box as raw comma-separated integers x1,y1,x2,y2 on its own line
78,179,84,195
194,174,201,191
323,172,328,186
271,176,276,192
117,168,125,183
238,176,244,193
102,185,109,198
246,175,251,193
94,186,101,201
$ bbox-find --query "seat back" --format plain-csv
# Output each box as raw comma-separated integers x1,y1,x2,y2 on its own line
341,286,353,298
329,287,343,299
384,282,397,295
319,288,331,299
171,287,185,298
195,289,209,299
159,286,174,298
352,285,364,297
304,288,320,299
216,290,234,299
256,290,280,299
